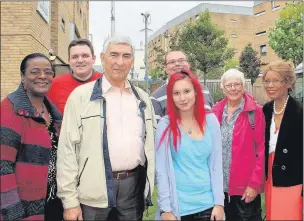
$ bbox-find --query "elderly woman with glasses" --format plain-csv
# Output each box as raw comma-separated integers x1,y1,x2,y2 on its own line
262,61,303,220
212,69,265,221
0,53,63,221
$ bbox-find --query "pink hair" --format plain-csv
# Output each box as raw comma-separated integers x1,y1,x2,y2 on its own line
158,69,206,151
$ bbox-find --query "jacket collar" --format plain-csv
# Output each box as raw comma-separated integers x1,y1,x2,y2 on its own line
7,84,62,123
90,77,103,101
89,76,147,121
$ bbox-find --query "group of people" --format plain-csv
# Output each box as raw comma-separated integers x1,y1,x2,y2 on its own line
0,36,302,221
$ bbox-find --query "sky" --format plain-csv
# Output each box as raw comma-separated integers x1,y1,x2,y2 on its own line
89,1,254,65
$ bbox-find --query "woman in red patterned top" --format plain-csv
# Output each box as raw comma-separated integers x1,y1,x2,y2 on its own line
0,53,63,221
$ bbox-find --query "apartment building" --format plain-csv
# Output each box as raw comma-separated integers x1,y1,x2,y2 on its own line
148,1,288,72
0,0,89,99
253,0,288,69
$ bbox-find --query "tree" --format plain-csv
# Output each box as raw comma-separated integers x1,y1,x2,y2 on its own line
175,11,235,84
239,43,261,84
268,1,303,65
149,68,166,81
224,59,239,71
239,43,261,85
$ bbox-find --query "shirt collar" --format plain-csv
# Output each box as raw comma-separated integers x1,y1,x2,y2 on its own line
102,74,132,94
223,97,245,115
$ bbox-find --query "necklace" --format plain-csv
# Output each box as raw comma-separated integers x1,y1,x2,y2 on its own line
273,95,289,115
181,119,193,134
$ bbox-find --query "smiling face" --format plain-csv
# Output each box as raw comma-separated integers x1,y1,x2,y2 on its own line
165,51,190,78
22,57,54,97
223,78,245,102
101,43,134,84
263,70,289,101
172,77,196,113
68,45,96,80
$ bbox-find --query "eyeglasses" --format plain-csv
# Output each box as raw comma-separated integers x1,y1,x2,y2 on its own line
224,83,243,90
166,58,188,65
29,69,54,77
262,79,284,86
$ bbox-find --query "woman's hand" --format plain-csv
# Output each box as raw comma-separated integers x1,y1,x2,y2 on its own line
161,212,177,220
241,186,257,203
211,205,224,221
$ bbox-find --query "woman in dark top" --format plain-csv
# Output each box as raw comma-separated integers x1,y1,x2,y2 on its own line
262,61,303,220
0,53,63,221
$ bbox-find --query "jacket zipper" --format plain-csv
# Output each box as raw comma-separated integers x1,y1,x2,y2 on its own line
77,157,89,187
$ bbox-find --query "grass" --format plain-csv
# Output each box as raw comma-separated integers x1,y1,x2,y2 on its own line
144,186,265,220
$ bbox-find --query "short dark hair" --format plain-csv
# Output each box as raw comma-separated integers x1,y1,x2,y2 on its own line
20,53,52,76
164,50,188,64
68,39,94,57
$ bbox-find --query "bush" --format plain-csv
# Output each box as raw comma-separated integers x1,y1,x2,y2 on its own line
213,89,225,103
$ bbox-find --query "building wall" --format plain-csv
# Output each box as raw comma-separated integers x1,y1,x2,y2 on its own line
1,1,89,99
253,1,288,70
148,2,289,72
1,2,50,99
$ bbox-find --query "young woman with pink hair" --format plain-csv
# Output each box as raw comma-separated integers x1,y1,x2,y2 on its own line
155,70,224,221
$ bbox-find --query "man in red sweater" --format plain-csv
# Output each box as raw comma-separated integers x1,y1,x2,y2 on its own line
47,39,102,113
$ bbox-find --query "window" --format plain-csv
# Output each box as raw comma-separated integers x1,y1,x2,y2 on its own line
256,31,266,37
231,34,238,38
271,1,280,11
260,45,267,56
231,19,237,23
196,15,200,20
37,0,50,23
61,18,65,32
254,11,265,17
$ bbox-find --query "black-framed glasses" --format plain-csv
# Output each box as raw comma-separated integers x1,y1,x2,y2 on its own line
166,58,188,65
262,79,284,86
224,83,243,90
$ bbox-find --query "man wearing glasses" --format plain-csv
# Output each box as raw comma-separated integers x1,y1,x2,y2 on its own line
151,51,213,121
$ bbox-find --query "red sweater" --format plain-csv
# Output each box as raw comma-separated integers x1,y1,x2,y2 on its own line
47,72,102,113
0,85,62,221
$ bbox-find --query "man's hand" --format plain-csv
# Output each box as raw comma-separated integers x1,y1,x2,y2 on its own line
63,206,83,221
241,186,257,203
211,205,224,221
161,212,177,220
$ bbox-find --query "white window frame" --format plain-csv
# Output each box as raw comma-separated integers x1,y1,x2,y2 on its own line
260,45,267,56
254,11,266,17
231,34,238,38
37,0,50,23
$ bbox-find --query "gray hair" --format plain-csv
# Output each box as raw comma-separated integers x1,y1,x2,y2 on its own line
102,36,135,56
220,69,245,89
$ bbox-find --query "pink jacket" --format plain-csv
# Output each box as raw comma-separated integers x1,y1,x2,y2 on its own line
212,93,265,196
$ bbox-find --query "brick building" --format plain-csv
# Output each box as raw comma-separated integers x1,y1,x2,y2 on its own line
148,1,289,72
253,1,288,69
0,1,89,99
